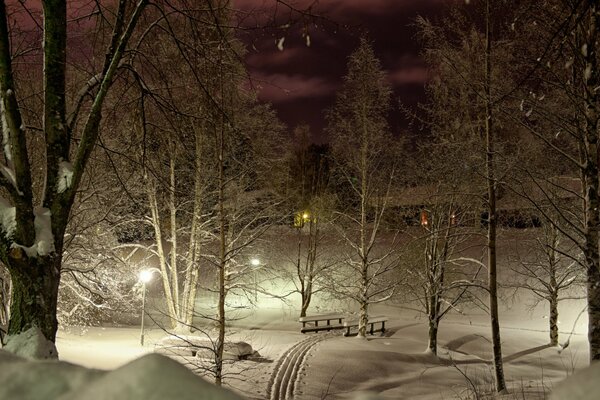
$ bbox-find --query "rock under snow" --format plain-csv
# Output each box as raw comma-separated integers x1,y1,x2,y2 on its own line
550,361,600,400
155,335,254,361
0,351,244,400
4,327,58,360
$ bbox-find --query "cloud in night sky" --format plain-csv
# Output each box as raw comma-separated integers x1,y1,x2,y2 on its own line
235,0,453,137
251,72,337,102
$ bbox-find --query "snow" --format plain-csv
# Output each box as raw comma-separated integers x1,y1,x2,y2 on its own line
0,350,244,400
3,326,58,359
57,160,73,193
155,335,254,361
550,361,600,400
0,96,11,163
277,37,285,51
12,206,55,257
0,196,16,238
59,354,244,400
51,299,590,400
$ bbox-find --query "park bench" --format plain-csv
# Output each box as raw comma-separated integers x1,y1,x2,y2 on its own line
299,313,346,333
343,316,388,336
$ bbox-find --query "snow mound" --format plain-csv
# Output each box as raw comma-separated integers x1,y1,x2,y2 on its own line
0,350,244,400
550,361,600,400
155,335,254,361
4,326,58,359
60,353,243,400
0,349,102,399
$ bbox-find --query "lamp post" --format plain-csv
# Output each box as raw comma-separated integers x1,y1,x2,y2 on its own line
250,258,260,302
138,269,155,346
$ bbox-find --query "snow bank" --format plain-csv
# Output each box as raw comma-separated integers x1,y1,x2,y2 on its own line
0,349,102,399
0,350,244,400
550,361,600,400
155,335,254,361
3,326,58,359
60,353,243,400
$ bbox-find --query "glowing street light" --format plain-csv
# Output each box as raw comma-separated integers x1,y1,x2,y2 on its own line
139,269,153,284
250,258,261,267
138,268,159,346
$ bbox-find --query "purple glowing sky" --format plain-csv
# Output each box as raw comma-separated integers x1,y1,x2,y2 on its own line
235,0,452,140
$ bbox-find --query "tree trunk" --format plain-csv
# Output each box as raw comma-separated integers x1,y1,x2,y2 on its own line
358,264,369,338
358,295,368,339
581,0,600,362
147,184,178,328
484,0,506,392
6,253,61,344
169,154,180,320
549,292,559,346
300,281,312,318
215,110,226,386
427,317,439,356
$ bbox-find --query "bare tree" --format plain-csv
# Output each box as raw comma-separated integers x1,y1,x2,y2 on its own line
327,38,402,338
416,0,531,390
404,190,481,355
285,126,335,317
510,219,583,346
507,0,600,360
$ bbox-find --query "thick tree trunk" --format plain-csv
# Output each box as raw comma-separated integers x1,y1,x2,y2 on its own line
300,281,312,318
6,253,61,344
358,295,368,339
427,317,439,356
581,0,600,362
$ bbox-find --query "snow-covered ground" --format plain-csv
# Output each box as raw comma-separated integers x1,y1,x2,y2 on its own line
52,301,589,400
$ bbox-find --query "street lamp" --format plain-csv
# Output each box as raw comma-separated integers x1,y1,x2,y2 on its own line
138,268,157,346
250,258,260,301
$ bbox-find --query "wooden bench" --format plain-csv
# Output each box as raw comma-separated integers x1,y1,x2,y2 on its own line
299,313,346,333
343,316,388,336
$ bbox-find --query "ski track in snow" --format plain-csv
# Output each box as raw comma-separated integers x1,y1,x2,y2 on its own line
267,333,333,400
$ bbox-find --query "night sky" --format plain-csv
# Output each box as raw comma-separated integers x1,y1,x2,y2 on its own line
234,0,452,142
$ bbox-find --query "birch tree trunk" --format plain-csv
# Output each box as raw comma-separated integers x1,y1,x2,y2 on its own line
215,118,226,386
147,182,178,328
182,125,204,327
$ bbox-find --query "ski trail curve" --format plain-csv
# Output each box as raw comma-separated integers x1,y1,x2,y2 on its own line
267,333,332,400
